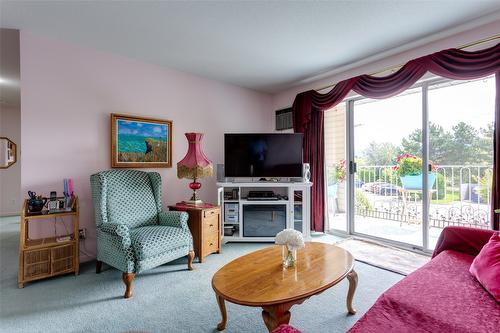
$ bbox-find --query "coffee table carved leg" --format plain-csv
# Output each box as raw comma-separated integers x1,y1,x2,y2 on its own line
262,303,293,332
216,294,228,331
346,269,358,315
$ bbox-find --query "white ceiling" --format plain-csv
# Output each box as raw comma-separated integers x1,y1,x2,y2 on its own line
1,1,500,93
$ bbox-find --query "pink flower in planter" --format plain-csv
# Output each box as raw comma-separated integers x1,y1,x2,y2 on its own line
394,154,439,177
429,160,438,172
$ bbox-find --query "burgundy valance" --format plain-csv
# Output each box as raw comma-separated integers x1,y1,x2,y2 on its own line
295,42,500,131
293,42,500,232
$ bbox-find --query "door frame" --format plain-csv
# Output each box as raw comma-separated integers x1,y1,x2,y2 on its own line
328,76,454,253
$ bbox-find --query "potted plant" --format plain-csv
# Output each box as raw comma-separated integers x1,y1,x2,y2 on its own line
328,159,346,199
393,153,437,190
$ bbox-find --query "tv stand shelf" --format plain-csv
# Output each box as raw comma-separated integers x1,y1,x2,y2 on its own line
217,181,312,242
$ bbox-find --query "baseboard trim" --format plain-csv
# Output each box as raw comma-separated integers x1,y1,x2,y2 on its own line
0,212,20,218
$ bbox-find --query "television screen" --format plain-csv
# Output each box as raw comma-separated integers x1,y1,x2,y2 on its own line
224,133,303,178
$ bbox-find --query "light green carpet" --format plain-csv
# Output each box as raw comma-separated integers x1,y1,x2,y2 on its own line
0,216,402,333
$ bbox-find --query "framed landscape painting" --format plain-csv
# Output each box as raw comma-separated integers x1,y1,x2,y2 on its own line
111,113,172,168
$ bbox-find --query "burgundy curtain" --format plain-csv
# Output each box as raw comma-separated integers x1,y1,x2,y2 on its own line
493,71,500,230
302,109,324,232
293,42,500,232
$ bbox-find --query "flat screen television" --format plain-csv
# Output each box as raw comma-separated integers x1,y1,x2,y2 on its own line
224,133,303,178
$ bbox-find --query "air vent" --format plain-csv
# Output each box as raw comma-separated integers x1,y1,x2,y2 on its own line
275,107,293,131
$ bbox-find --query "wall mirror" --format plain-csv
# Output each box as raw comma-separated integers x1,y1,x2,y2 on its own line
0,137,17,169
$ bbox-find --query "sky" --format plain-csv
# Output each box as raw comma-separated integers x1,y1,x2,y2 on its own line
117,119,168,138
353,76,495,153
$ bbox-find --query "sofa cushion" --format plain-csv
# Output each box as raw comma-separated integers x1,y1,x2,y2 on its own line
349,250,500,333
470,232,500,302
130,226,191,260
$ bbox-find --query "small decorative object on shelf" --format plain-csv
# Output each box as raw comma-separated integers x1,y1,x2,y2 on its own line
275,229,305,269
27,191,46,213
177,133,213,205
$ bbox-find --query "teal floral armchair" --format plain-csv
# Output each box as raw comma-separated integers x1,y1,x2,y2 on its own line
90,170,194,298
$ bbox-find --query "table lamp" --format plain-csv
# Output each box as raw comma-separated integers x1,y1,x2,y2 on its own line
177,133,213,205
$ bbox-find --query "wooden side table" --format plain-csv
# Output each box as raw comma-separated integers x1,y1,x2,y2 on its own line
169,203,221,263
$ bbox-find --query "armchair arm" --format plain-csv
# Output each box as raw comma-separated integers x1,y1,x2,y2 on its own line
98,223,132,249
432,226,495,258
158,211,189,231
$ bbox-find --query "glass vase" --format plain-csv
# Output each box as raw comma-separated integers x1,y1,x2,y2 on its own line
282,245,297,269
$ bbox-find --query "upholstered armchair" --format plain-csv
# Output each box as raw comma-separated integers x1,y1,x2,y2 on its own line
90,170,194,298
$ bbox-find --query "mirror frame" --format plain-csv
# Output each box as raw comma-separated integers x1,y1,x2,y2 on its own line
0,137,17,169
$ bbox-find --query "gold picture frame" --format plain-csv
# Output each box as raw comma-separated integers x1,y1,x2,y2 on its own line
111,113,173,168
0,137,17,169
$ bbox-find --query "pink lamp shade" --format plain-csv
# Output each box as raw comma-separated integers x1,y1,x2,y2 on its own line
177,133,213,204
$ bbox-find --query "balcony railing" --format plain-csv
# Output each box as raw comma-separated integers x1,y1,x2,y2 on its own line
327,164,492,229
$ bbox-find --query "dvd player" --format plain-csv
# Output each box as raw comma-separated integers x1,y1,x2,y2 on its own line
247,191,279,200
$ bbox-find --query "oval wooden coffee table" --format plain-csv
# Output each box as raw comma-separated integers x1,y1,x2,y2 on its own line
212,242,357,332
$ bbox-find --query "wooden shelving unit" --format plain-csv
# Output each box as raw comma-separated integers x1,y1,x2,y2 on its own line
18,197,80,288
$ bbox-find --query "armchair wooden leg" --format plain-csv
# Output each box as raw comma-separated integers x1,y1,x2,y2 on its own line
122,273,135,299
187,251,195,271
96,260,102,274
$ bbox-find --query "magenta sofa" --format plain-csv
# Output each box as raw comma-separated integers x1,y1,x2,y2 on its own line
348,226,500,333
271,324,301,333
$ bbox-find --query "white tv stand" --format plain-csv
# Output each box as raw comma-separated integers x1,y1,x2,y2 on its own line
217,181,312,242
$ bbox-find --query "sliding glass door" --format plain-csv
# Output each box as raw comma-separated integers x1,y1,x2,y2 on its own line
326,75,496,251
351,87,423,247
427,76,495,249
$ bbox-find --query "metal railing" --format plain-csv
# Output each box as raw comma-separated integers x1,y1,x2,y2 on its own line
327,164,492,229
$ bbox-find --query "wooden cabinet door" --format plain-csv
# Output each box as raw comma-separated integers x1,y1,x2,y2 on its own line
202,209,220,258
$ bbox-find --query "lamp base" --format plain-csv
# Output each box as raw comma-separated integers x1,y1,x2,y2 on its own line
183,199,204,206
186,179,203,205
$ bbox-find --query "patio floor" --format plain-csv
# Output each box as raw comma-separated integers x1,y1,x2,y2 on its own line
328,213,442,250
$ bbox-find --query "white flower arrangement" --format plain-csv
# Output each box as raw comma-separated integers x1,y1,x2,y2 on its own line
275,228,305,250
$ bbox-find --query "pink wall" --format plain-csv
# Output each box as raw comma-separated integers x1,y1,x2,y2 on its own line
20,32,272,262
272,20,500,110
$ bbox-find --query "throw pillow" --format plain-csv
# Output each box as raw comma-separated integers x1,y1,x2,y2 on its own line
271,324,302,333
469,232,500,302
